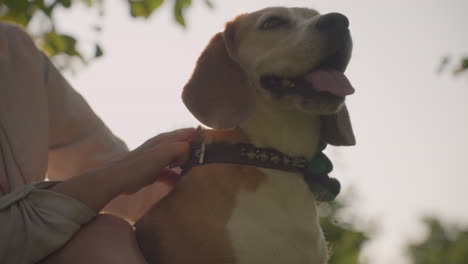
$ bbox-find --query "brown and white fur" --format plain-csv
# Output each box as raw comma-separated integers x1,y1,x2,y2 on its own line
135,7,356,264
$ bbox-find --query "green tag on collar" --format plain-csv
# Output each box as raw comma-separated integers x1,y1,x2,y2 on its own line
308,179,341,202
302,143,340,202
305,152,333,175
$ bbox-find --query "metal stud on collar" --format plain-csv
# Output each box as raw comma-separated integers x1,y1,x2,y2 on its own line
198,143,206,164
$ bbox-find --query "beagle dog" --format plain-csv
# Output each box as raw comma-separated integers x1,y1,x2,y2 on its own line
135,6,355,264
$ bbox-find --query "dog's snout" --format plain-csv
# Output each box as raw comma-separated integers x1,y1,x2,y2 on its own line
316,13,349,32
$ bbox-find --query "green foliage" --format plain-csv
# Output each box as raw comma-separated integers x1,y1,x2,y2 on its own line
128,0,164,18
204,0,213,9
94,43,103,57
1,0,43,26
320,200,370,264
461,58,468,71
406,217,468,264
438,56,468,75
0,0,213,69
453,57,468,75
42,31,81,58
173,0,191,27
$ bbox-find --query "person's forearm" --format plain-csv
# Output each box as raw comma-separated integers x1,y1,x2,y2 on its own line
49,165,126,213
102,182,172,222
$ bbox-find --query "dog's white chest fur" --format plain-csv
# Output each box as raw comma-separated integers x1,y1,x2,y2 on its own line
226,168,328,264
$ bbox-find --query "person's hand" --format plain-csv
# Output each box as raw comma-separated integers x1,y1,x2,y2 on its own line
110,128,195,194
49,127,195,214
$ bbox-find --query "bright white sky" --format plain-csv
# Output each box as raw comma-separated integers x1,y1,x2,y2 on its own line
54,0,468,263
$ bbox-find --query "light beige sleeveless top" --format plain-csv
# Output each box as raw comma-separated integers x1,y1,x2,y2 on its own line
0,23,127,264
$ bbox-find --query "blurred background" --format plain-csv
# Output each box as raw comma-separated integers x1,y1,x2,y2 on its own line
2,0,468,263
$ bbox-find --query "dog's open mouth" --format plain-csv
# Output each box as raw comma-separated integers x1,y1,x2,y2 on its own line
260,53,355,99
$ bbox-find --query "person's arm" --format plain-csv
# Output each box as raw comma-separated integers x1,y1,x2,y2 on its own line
43,41,128,181
49,128,193,213
0,22,99,264
38,21,180,221
0,23,193,264
0,128,192,264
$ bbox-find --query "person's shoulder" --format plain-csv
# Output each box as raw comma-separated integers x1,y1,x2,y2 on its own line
0,21,23,32
0,21,37,53
0,21,31,42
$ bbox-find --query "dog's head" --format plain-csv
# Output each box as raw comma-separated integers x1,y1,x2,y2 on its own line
183,7,355,146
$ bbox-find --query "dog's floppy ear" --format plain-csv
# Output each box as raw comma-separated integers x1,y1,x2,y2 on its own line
182,23,255,129
320,104,356,146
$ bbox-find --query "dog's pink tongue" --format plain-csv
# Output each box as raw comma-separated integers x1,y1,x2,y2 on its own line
305,70,355,97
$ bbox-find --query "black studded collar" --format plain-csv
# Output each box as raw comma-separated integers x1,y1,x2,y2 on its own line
183,127,341,201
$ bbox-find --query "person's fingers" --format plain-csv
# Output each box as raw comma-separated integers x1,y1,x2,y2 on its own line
152,128,195,143
137,128,195,152
156,168,183,186
113,129,194,194
123,141,190,174
120,142,190,194
157,142,191,168
168,153,190,168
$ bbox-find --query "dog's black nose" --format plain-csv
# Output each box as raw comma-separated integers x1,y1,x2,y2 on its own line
316,13,349,31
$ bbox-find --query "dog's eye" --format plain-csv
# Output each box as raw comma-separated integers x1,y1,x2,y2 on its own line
260,16,288,30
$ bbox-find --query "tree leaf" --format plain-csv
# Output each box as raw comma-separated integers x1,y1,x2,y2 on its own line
319,200,369,264
128,0,163,18
0,10,30,26
42,32,65,56
81,0,94,7
61,34,80,56
42,31,81,59
173,0,191,27
1,0,202,71
462,58,468,70
4,0,29,13
58,0,72,8
129,1,146,17
204,0,214,9
146,0,163,11
94,44,103,57
454,57,468,75
33,0,46,10
1,0,33,26
406,217,468,264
